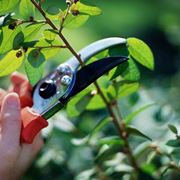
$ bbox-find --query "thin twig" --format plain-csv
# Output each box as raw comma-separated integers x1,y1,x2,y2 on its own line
35,45,67,50
59,4,71,32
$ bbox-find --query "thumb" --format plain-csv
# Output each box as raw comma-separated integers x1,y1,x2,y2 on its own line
1,93,21,146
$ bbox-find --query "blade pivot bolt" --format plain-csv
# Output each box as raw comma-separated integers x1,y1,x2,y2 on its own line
61,75,72,86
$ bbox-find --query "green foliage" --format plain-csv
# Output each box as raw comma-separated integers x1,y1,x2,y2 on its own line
23,23,44,41
168,124,178,135
0,0,19,13
124,104,155,124
127,37,154,70
0,50,24,76
126,125,152,141
0,1,179,179
25,49,45,85
19,0,35,20
0,13,15,28
0,26,21,54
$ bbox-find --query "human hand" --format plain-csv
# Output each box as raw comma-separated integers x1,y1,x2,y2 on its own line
0,73,43,180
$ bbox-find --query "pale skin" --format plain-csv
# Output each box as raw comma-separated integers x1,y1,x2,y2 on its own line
0,72,43,180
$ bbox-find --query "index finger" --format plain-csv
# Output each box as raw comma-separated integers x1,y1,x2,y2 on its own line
11,72,27,85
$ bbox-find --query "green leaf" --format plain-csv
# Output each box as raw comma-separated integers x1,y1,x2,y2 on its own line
23,23,44,41
46,6,59,15
127,37,154,70
0,30,3,46
63,14,89,29
71,2,102,16
124,104,155,124
110,58,140,81
75,168,96,180
89,117,110,139
72,117,110,146
67,88,92,117
35,38,62,59
117,81,140,98
171,148,180,159
0,50,24,77
95,144,123,164
19,0,35,20
25,49,45,85
168,124,178,135
109,44,129,57
43,29,57,43
99,136,124,146
13,31,24,50
86,94,106,110
166,139,180,148
0,0,19,13
126,125,152,141
0,25,21,54
108,44,140,81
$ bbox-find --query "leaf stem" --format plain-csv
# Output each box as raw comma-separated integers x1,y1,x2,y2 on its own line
35,45,67,50
59,4,71,32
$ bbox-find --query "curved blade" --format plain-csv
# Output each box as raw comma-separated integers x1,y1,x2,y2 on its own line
62,56,128,102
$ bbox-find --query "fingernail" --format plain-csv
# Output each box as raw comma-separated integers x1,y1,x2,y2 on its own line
4,93,20,110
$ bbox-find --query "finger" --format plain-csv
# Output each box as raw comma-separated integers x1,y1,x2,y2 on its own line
1,93,21,146
13,134,43,178
10,72,27,85
0,89,7,109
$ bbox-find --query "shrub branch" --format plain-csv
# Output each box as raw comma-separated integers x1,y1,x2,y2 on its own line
30,0,139,172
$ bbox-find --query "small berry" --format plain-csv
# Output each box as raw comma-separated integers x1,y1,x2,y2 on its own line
8,23,16,30
16,50,23,58
71,9,79,16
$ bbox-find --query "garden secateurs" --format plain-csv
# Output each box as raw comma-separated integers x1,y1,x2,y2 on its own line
20,37,128,143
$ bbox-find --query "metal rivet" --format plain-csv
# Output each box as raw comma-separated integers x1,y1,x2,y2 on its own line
61,75,72,86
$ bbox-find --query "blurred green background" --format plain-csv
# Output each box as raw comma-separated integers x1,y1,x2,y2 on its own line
1,0,180,179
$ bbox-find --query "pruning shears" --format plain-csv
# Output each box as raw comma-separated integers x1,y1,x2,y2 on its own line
20,37,128,143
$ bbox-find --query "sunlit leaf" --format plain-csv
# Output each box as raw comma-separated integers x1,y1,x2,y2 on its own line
0,50,24,77
127,37,154,70
0,25,21,54
23,23,44,41
25,49,45,85
86,94,106,110
35,38,62,59
126,125,152,141
43,29,57,43
124,103,155,124
19,0,35,20
117,81,140,98
63,13,89,29
0,0,19,13
71,2,102,16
